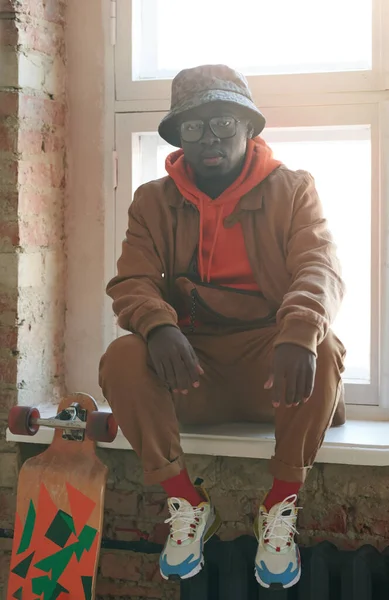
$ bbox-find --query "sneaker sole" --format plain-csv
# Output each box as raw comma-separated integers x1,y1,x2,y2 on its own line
254,565,301,589
160,508,222,581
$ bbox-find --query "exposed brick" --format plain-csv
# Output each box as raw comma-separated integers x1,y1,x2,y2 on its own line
0,91,18,118
299,504,348,535
101,551,142,581
149,523,169,545
185,454,220,489
0,14,17,46
18,19,65,57
99,449,145,491
139,493,169,520
0,357,17,385
0,452,18,487
17,0,66,24
0,158,18,185
0,0,15,12
18,160,65,190
0,538,12,551
0,419,16,452
0,488,16,528
0,553,11,584
211,491,253,522
352,499,389,538
106,515,152,543
0,190,18,221
96,579,165,598
0,121,17,153
19,215,62,248
218,521,254,541
0,327,17,351
142,559,164,584
19,95,65,127
0,387,17,412
219,456,272,492
0,221,19,250
0,292,17,326
105,489,139,516
18,189,64,216
18,129,65,156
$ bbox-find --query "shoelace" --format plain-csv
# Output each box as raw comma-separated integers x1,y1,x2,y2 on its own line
262,494,301,552
165,498,205,544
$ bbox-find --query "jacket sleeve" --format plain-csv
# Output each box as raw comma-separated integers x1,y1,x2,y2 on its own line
275,173,345,355
106,188,178,339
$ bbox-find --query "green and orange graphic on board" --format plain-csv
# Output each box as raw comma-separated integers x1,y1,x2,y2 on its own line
7,394,118,600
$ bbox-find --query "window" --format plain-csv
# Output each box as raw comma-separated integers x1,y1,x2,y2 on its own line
133,0,372,79
112,0,389,410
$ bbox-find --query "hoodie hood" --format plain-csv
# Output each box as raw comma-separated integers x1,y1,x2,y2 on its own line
165,137,281,283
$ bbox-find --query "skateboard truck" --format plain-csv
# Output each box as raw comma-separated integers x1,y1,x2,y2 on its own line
8,401,118,443
53,402,87,442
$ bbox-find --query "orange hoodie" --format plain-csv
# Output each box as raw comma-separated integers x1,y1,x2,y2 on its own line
165,137,281,291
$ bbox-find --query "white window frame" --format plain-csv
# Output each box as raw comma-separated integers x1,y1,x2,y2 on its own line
115,0,389,105
108,0,389,418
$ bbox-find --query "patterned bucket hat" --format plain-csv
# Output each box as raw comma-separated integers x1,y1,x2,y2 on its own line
158,64,266,147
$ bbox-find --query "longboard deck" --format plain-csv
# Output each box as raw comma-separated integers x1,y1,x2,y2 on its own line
7,394,108,600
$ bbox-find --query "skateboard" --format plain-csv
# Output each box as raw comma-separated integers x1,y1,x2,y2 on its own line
6,393,118,600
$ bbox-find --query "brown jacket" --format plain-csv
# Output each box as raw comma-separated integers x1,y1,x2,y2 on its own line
107,165,345,355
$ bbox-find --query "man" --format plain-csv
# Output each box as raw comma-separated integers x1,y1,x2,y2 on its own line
99,65,346,590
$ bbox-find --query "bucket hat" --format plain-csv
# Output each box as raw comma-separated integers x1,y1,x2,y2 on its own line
158,64,266,147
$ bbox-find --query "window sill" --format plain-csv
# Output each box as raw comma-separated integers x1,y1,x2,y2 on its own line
7,419,389,467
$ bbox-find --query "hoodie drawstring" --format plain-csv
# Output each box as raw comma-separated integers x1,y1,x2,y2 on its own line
198,197,205,282
206,206,224,283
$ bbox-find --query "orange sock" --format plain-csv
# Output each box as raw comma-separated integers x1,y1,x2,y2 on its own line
161,469,203,506
264,478,301,511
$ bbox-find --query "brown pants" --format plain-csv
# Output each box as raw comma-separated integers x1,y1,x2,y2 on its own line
99,327,346,486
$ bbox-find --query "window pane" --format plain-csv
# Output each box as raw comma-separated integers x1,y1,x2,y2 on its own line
134,0,372,79
134,126,371,383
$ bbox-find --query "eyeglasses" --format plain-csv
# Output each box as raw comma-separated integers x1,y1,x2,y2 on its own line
180,116,240,143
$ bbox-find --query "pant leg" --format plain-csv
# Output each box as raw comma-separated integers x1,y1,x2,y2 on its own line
98,333,235,485
220,327,346,484
270,331,346,483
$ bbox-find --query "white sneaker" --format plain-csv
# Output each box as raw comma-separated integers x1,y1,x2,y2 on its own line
159,487,220,581
254,494,301,589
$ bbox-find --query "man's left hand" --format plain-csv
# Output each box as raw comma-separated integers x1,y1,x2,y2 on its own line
264,343,317,408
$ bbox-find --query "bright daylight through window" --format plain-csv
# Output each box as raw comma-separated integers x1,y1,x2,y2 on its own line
133,0,372,79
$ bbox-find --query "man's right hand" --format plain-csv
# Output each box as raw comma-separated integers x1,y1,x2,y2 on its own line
147,326,204,395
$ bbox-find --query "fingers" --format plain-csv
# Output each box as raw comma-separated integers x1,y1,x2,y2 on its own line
168,349,204,396
303,365,315,402
285,371,298,407
273,368,315,408
292,372,306,407
153,359,167,388
272,369,284,409
162,359,180,394
182,349,202,389
264,374,274,390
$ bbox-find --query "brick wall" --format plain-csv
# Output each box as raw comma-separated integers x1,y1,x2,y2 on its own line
0,0,66,597
98,453,389,599
5,446,389,599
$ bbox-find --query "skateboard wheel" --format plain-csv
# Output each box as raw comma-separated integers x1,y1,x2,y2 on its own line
86,411,118,442
8,406,40,436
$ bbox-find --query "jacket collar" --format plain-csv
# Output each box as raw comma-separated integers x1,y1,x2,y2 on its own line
167,181,264,210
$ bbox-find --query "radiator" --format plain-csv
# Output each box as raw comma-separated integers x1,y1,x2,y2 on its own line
180,536,389,600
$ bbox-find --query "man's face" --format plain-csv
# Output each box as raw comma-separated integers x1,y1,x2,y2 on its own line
178,101,250,179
